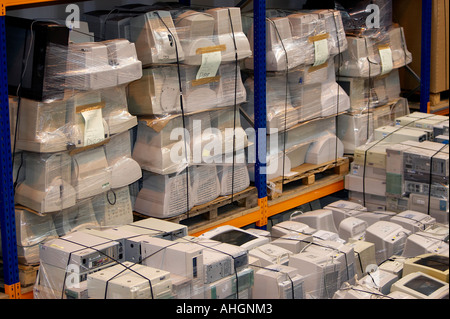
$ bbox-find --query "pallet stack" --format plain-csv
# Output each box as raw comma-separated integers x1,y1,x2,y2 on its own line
242,9,351,199
82,4,256,220
2,17,144,291
345,112,449,220
334,0,413,154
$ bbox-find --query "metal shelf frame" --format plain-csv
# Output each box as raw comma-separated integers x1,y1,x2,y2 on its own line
0,0,371,298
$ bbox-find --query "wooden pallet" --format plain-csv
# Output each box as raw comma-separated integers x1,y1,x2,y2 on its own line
430,90,449,107
429,90,449,115
267,157,350,200
134,186,259,225
407,91,449,115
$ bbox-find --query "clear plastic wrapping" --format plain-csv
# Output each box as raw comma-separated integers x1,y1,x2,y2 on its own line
128,8,251,67
338,0,393,31
242,58,350,132
13,85,137,153
133,162,250,219
14,130,141,214
337,69,401,111
337,97,410,154
245,9,347,72
345,111,449,219
127,62,246,116
247,116,344,182
21,38,143,101
336,24,412,78
132,106,248,175
252,264,305,299
6,185,133,266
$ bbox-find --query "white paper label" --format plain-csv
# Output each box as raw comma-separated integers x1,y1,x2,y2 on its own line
379,47,393,75
81,108,105,146
313,39,329,67
196,51,222,80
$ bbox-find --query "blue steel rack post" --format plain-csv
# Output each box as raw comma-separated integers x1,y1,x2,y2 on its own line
420,0,433,113
0,1,20,299
252,0,268,229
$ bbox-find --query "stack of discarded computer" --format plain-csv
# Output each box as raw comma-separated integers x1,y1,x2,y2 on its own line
4,16,143,269
335,1,412,155
345,112,449,222
242,9,350,184
33,216,256,299
83,4,254,218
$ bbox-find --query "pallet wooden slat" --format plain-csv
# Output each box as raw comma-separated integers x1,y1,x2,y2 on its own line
268,157,350,200
134,186,259,225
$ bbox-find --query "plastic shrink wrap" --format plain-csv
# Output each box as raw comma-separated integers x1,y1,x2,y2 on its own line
245,9,347,72
336,25,412,78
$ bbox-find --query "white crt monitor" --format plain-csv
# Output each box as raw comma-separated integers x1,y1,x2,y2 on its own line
270,221,316,239
390,211,437,234
338,217,369,242
198,225,270,250
290,209,339,234
356,211,397,226
402,233,449,258
391,272,449,299
271,233,314,254
248,244,292,267
403,254,449,283
324,200,367,231
365,221,412,265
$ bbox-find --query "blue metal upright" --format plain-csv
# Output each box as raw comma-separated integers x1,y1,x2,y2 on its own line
253,0,267,200
0,11,20,298
420,0,432,113
253,0,268,228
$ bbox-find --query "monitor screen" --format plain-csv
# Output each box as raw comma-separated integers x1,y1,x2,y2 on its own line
414,255,449,272
211,229,258,247
404,275,445,296
6,16,69,101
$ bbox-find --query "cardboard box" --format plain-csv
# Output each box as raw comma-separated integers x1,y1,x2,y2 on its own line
394,0,449,93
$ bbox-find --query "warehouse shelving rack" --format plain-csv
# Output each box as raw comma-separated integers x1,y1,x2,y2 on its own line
0,0,434,299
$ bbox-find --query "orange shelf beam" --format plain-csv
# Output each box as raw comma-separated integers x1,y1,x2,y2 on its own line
190,179,345,237
3,0,61,7
268,179,345,218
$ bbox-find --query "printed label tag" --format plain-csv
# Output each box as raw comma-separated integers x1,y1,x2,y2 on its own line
313,38,329,67
196,51,222,80
81,108,105,146
379,47,393,75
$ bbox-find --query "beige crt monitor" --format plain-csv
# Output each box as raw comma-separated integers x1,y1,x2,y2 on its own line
290,209,339,234
174,10,216,66
270,220,317,239
402,233,449,259
288,250,341,299
365,221,412,265
14,152,76,214
104,130,141,189
324,200,367,231
248,244,292,267
252,264,305,299
204,7,252,62
246,17,297,72
16,97,69,153
390,211,437,234
271,233,315,254
391,272,449,299
402,254,449,283
129,10,184,66
338,217,369,242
